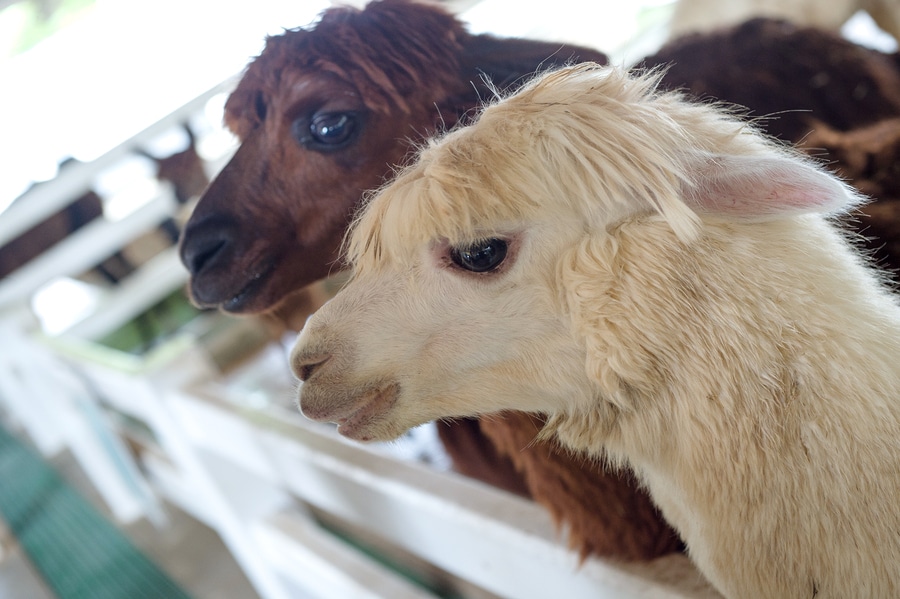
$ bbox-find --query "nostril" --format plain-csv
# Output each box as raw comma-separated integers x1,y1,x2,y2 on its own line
185,239,225,274
294,355,330,382
180,227,233,275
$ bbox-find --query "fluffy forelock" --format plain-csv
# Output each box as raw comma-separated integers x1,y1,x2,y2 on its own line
224,0,468,139
347,64,770,273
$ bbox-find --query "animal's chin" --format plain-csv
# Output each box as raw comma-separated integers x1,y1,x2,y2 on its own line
221,280,268,313
330,384,402,442
191,266,277,314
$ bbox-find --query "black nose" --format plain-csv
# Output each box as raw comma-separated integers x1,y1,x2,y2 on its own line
179,219,236,276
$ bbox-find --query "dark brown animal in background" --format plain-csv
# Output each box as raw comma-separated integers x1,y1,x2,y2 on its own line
641,18,900,280
0,159,134,284
643,18,900,143
801,116,900,276
2,125,210,286
143,124,210,207
179,0,683,562
136,123,211,243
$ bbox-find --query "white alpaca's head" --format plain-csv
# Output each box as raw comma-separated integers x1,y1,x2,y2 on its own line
290,64,861,443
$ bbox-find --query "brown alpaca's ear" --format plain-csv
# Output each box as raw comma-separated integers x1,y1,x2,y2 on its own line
459,34,608,96
223,84,263,140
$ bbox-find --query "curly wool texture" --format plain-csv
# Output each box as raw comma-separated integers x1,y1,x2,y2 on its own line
478,412,682,560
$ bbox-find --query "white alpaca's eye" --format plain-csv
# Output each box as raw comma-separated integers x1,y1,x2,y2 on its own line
449,238,508,273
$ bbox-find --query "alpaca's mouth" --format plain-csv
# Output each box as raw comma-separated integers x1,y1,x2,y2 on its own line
335,383,400,441
223,279,262,312
221,265,276,313
188,261,277,314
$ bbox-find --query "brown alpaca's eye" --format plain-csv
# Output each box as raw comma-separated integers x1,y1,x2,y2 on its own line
254,91,268,121
450,238,508,273
294,112,359,150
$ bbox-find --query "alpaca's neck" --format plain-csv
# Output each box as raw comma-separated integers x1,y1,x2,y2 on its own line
549,215,900,597
560,216,900,457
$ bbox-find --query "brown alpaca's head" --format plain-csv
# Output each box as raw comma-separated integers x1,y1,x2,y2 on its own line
178,0,606,314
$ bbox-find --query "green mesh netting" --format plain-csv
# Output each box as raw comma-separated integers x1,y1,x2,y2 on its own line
0,425,191,599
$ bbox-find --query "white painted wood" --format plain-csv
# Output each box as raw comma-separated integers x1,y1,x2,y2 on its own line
0,317,161,524
255,509,440,599
61,248,188,340
0,193,180,308
174,383,716,599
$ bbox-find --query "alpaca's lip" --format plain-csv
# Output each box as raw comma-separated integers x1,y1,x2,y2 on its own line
335,383,400,440
220,265,276,313
189,261,277,314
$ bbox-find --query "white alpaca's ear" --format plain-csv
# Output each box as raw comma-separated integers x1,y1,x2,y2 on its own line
683,153,863,219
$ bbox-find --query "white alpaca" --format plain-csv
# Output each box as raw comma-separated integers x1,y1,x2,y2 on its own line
290,64,900,598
